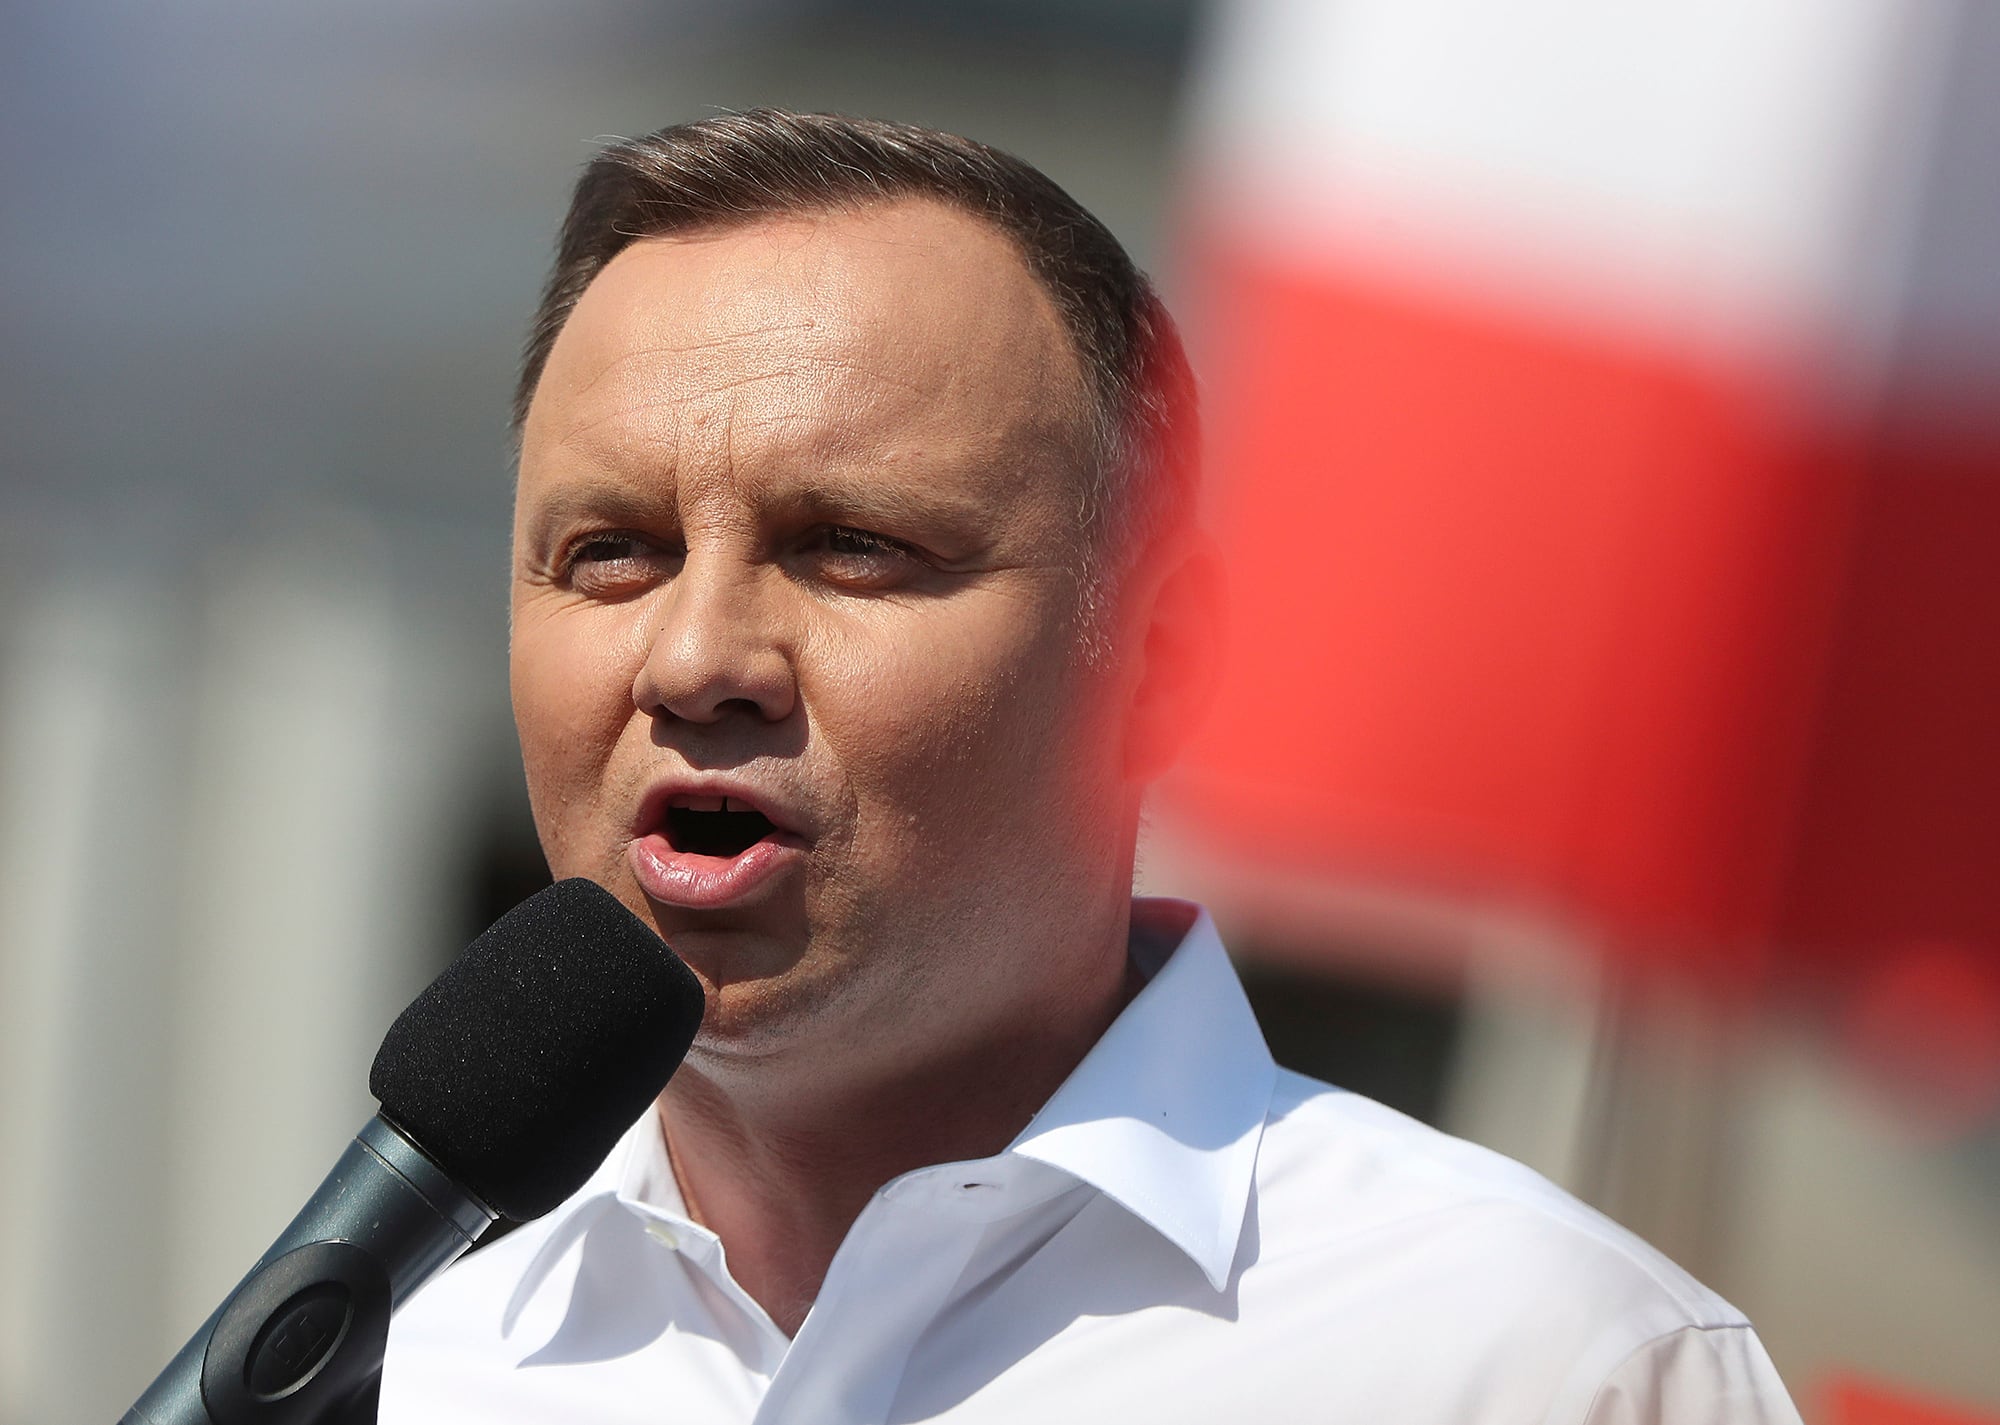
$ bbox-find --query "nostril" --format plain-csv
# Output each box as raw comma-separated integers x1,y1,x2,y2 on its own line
631,647,797,725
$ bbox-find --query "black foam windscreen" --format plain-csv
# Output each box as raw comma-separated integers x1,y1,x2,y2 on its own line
368,878,705,1221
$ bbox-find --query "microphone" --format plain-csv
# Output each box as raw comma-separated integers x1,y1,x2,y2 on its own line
121,878,705,1425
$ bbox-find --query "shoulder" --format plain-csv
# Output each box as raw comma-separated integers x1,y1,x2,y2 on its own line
1235,1071,1798,1422
1256,1069,1739,1322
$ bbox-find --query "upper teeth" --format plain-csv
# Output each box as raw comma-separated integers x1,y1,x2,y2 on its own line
668,794,755,814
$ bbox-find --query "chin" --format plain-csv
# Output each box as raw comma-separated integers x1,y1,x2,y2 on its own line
679,970,849,1062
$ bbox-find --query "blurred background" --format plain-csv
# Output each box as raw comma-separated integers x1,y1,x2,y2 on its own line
2,2,1997,1422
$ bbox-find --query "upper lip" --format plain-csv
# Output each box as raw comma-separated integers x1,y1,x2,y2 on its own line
631,774,808,842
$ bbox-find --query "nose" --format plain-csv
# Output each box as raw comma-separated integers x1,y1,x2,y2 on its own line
631,552,797,726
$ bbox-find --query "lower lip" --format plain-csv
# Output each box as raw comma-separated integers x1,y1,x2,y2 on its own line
627,833,803,910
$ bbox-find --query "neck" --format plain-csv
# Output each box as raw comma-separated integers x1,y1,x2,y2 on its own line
656,904,1139,1337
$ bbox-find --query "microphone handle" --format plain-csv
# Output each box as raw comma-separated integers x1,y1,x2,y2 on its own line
122,1117,496,1425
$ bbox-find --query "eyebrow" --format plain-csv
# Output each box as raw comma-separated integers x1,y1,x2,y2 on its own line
770,474,991,539
516,479,670,555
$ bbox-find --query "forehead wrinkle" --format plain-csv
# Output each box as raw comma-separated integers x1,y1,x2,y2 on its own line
557,335,1029,461
555,365,824,453
560,320,820,412
795,352,930,400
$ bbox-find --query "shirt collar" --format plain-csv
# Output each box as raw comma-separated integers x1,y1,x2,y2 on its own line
503,898,1274,1323
499,1126,639,1336
1009,899,1275,1291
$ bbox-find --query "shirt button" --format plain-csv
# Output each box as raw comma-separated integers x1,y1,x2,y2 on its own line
643,1220,681,1250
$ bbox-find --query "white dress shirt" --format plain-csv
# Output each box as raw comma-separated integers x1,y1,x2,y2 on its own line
380,901,1801,1424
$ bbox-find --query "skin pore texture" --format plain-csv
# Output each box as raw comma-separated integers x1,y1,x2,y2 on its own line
509,200,1202,1336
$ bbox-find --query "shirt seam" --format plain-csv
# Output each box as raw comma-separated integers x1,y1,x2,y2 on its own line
1561,1320,1765,1425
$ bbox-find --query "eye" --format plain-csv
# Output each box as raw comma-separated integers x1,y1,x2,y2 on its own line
825,527,901,558
802,525,926,590
561,531,679,598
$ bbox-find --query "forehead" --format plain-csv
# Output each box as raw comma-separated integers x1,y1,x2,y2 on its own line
521,201,1090,492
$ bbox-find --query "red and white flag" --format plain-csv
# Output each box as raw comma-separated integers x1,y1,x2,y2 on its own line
1170,0,2000,1091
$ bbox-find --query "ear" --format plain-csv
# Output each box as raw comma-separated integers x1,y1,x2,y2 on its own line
1124,538,1225,782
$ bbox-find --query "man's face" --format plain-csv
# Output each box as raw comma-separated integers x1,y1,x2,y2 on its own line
511,201,1138,1067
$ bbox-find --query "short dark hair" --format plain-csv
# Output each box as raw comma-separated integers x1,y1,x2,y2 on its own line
515,109,1197,637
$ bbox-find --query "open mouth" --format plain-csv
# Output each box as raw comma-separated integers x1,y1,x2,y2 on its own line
629,787,800,908
662,796,777,859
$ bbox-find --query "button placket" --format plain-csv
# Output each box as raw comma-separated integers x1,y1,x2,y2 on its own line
752,1177,987,1425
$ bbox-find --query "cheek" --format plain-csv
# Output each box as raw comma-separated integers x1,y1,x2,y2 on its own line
807,593,1103,824
510,603,651,836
